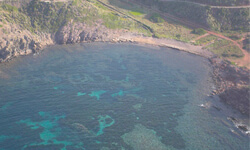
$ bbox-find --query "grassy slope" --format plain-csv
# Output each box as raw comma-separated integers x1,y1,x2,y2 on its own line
103,0,197,42
179,0,249,6
130,0,249,32
0,0,149,34
157,1,249,32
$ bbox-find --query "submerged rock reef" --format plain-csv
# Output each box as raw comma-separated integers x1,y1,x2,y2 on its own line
122,124,175,150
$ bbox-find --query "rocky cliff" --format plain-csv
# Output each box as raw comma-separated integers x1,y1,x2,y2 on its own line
54,21,132,44
0,21,53,62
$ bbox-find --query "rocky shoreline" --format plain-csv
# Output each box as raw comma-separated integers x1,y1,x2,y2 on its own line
0,21,214,63
0,21,249,132
209,57,249,116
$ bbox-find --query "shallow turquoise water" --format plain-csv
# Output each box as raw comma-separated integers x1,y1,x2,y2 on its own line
0,43,249,150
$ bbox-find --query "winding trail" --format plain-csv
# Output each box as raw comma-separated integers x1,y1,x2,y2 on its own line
159,0,250,8
191,33,209,43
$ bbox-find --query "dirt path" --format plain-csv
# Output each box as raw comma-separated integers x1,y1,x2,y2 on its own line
191,33,210,43
229,48,250,69
207,31,250,69
126,0,249,68
159,0,250,8
100,0,249,68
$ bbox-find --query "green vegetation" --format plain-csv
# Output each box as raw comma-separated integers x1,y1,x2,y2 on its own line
231,61,236,65
103,0,197,41
229,35,241,40
2,28,7,34
131,0,160,6
211,8,249,31
192,28,206,35
180,0,249,6
133,0,249,32
206,39,244,57
129,11,143,16
195,35,217,45
0,25,3,28
134,0,249,6
102,12,146,32
149,13,164,23
243,38,250,52
1,4,18,12
158,1,210,27
0,0,150,34
0,4,33,31
94,1,109,10
193,34,243,58
72,0,79,6
24,0,79,32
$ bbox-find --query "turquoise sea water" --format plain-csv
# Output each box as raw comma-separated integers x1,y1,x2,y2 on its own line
0,43,249,150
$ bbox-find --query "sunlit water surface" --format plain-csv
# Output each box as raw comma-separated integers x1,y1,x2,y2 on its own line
0,43,249,150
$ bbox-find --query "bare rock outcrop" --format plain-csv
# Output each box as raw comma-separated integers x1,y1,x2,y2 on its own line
0,23,53,62
220,87,249,115
0,20,139,62
210,57,249,116
55,21,124,44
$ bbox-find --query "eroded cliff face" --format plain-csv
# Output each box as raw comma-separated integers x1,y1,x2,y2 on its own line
54,21,126,44
0,22,53,62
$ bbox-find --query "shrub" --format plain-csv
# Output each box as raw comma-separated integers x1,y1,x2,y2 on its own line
192,28,206,35
149,13,164,23
243,38,250,52
1,4,18,12
129,11,143,16
229,35,241,40
231,61,236,65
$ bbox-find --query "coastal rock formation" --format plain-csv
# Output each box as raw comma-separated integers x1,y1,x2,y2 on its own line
0,23,53,62
56,21,104,44
55,21,130,44
0,21,118,62
210,57,249,116
220,87,249,115
227,117,250,135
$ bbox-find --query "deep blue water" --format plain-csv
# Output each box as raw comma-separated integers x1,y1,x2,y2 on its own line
0,43,249,150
